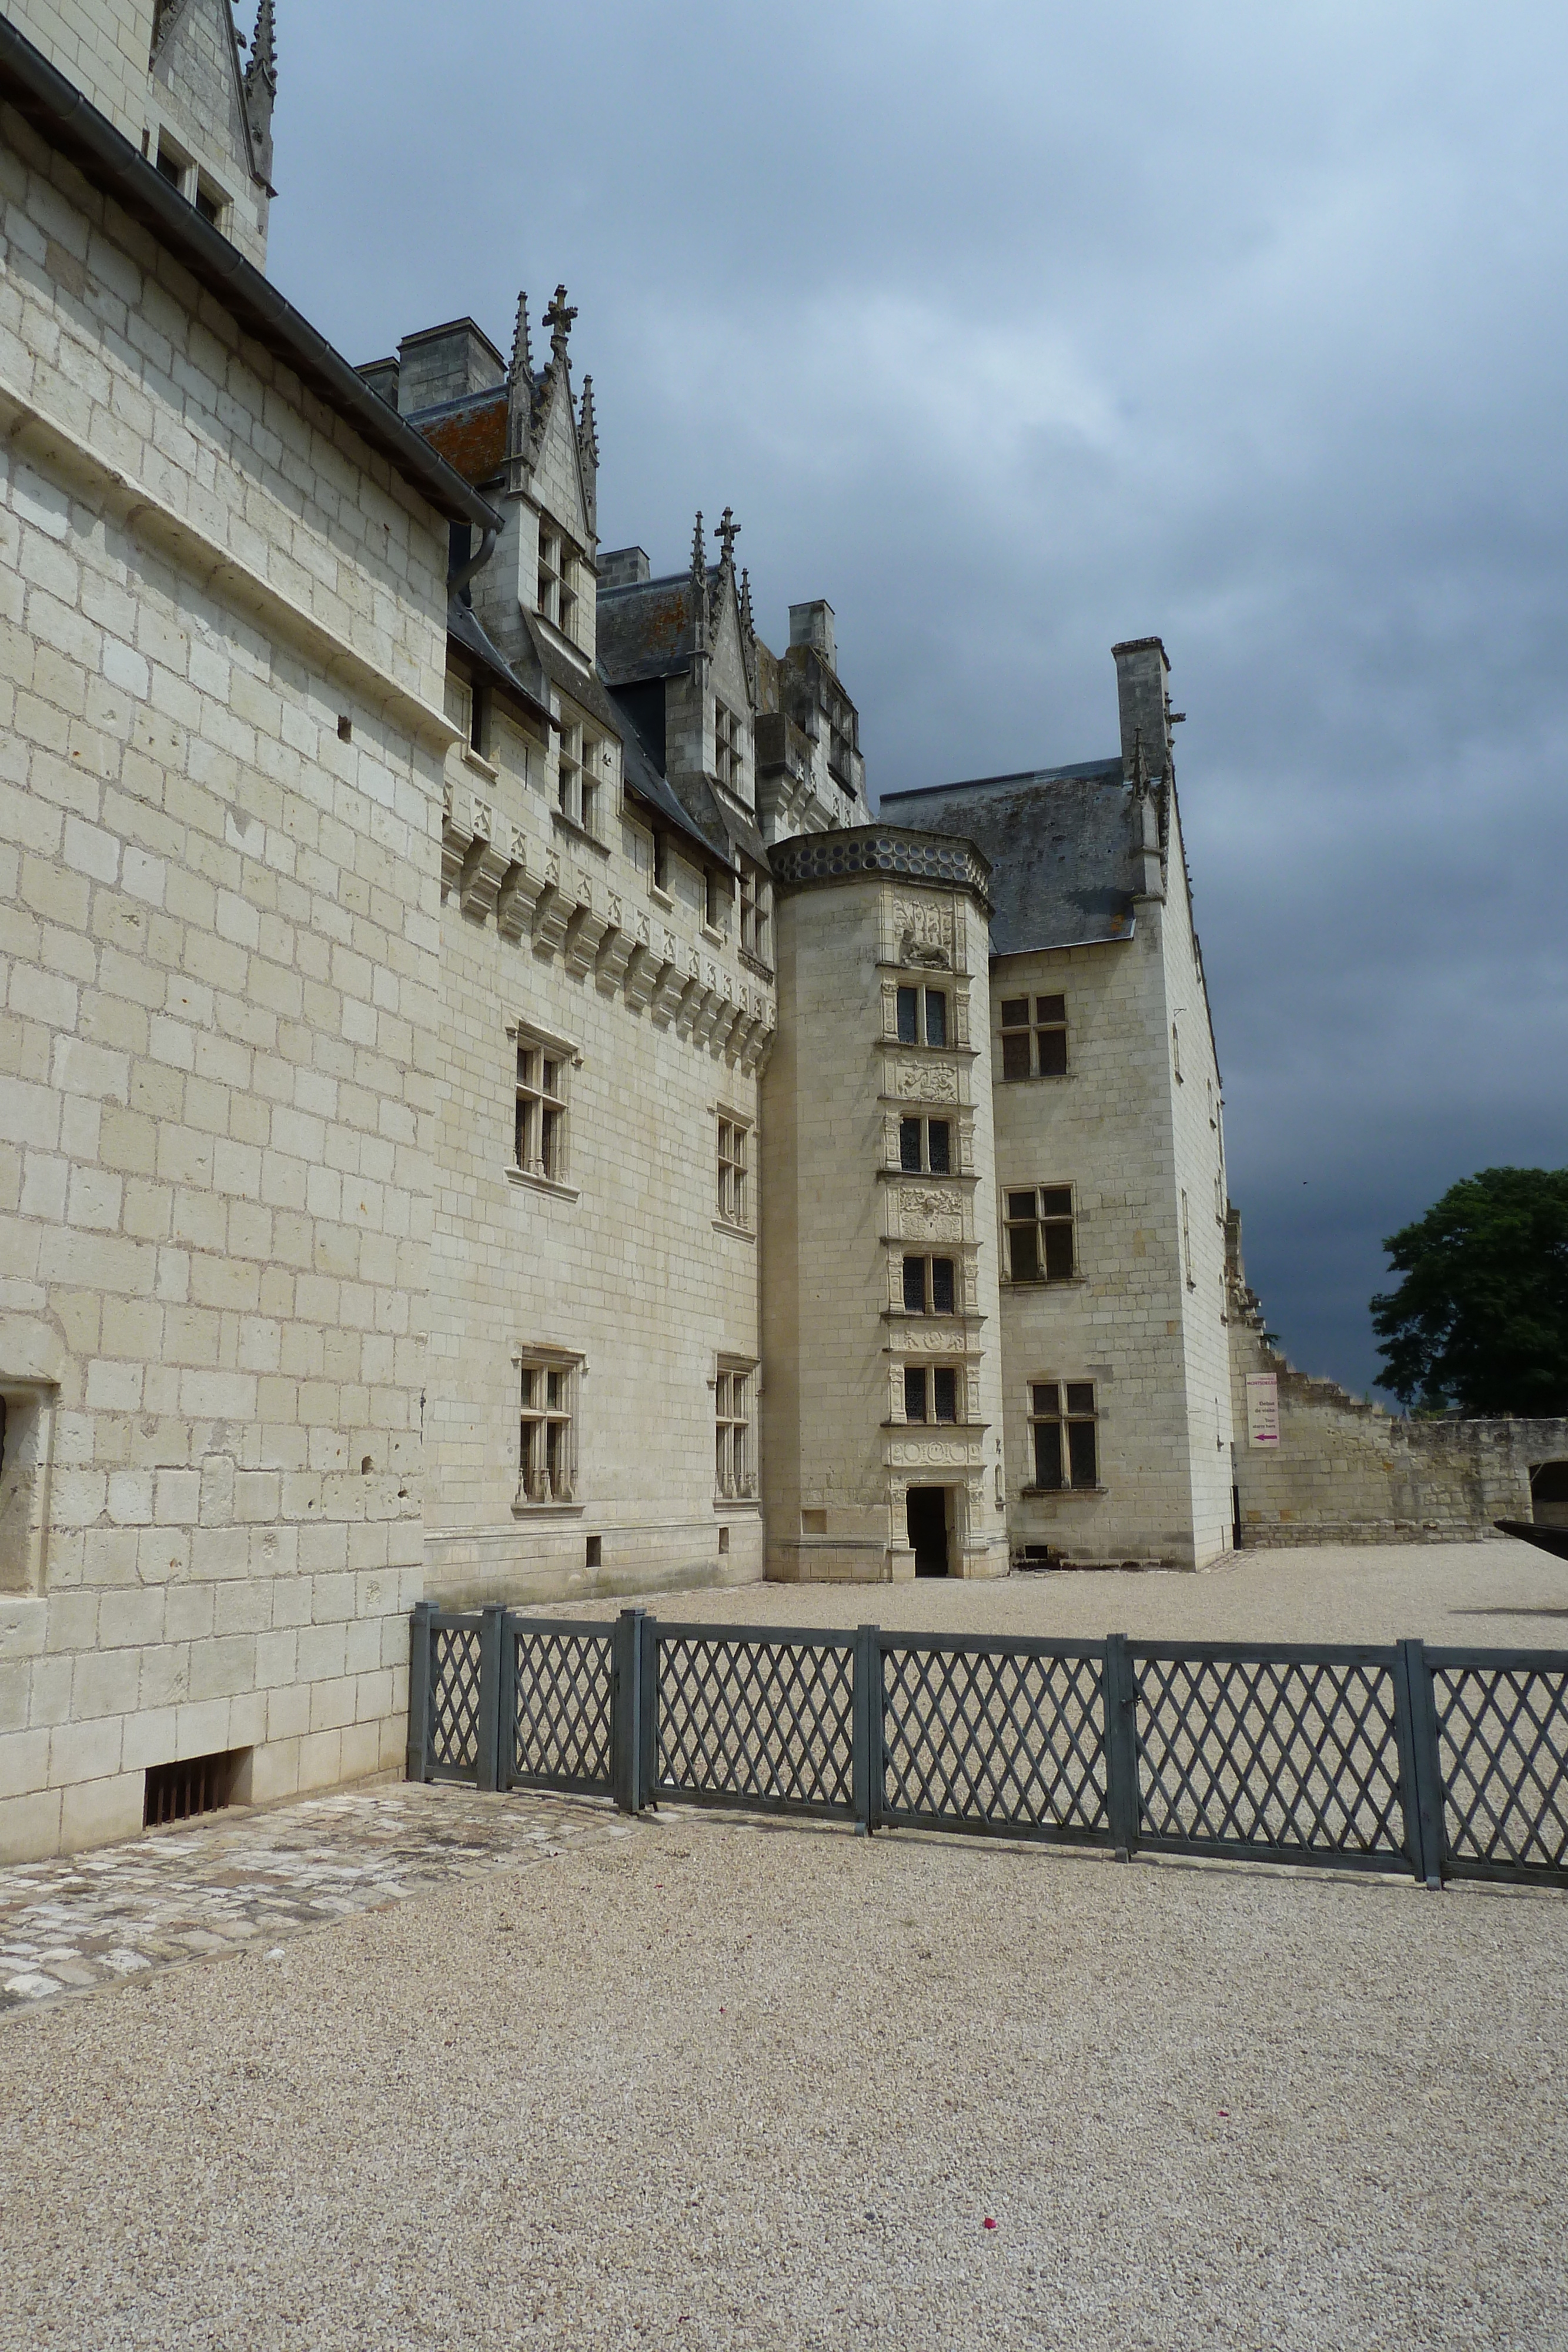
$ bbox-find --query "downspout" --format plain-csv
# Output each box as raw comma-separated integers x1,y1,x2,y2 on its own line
449,523,499,600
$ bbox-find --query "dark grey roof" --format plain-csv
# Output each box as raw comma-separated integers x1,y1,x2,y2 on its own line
878,759,1136,956
513,613,627,738
597,569,724,687
617,717,734,871
446,599,553,729
0,18,500,535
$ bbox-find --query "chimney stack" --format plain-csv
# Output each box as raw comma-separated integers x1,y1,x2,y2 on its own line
1112,637,1172,782
789,599,836,674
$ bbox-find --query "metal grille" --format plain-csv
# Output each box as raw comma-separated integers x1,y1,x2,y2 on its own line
1431,1658,1568,1875
509,1625,614,1793
428,1619,484,1779
1134,1646,1406,1860
654,1629,855,1813
881,1639,1108,1836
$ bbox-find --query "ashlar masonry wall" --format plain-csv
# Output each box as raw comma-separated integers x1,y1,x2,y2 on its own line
0,109,454,1859
427,688,777,1607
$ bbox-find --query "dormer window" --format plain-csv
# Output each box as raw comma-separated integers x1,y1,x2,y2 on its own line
538,526,578,641
738,864,771,965
714,700,745,791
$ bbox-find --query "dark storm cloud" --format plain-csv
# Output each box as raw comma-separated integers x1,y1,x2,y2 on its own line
269,1,1568,1396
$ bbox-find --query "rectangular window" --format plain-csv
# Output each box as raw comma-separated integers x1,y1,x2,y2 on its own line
558,724,581,825
738,864,771,963
715,1366,754,1499
904,1365,959,1422
717,1117,749,1226
1005,1186,1075,1282
1000,993,1068,1081
537,527,577,639
714,700,745,790
932,1367,958,1424
1028,1380,1098,1489
703,867,723,933
516,1041,567,1181
580,734,599,836
519,1358,576,1503
905,1366,927,1422
1182,1189,1195,1288
897,1117,952,1175
653,831,669,894
901,1255,956,1314
895,986,948,1047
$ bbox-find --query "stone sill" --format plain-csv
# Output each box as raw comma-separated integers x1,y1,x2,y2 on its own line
1019,1485,1109,1499
998,1072,1074,1084
506,1166,580,1204
648,883,676,911
701,922,727,948
510,1500,586,1518
460,744,499,783
738,947,775,984
876,1167,979,1185
881,1040,981,1060
551,808,610,860
714,1496,761,1514
712,1217,755,1244
1001,1277,1083,1291
882,1420,992,1435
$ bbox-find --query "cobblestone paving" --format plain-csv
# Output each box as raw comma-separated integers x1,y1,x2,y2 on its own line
0,1782,635,2014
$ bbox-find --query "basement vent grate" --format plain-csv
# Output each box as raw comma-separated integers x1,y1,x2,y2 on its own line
143,1747,248,1829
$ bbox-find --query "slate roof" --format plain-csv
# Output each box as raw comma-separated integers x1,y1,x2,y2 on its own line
446,598,553,730
878,760,1137,956
597,570,721,687
617,718,734,870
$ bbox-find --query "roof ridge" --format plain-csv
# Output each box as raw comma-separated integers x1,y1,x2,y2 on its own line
882,757,1122,800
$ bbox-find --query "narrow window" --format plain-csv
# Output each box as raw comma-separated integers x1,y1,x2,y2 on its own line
519,1359,576,1502
703,867,721,932
931,1257,955,1315
900,1117,922,1173
714,701,744,790
653,831,669,894
1006,1191,1041,1281
715,1367,754,1498
515,1041,567,1181
1065,1383,1099,1485
924,989,948,1048
932,1367,958,1424
537,528,560,626
580,733,599,836
1037,995,1068,1075
717,1118,748,1225
558,724,582,824
897,987,919,1045
1182,1189,1194,1288
1171,1019,1183,1082
740,865,767,958
1000,997,1032,1082
1041,1187,1075,1279
1029,1384,1064,1488
558,544,577,642
904,1367,928,1422
902,1257,926,1313
927,1120,951,1175
470,680,489,759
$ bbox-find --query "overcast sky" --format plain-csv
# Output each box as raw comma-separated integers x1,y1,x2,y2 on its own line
268,1,1568,1401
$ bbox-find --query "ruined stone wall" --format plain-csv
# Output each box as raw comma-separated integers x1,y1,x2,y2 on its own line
0,109,452,1859
1228,1237,1567,1544
427,690,775,1608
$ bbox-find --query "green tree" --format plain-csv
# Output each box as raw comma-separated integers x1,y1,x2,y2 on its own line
1371,1167,1568,1415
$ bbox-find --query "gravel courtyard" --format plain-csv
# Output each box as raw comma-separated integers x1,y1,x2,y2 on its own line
2,1537,1565,2351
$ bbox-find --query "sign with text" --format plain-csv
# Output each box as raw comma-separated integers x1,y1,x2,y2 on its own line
1245,1372,1280,1448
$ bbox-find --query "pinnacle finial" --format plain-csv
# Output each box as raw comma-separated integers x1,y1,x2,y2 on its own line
249,0,276,87
716,506,740,569
243,0,278,180
544,285,577,362
740,565,755,637
578,373,599,466
509,290,533,385
689,510,705,582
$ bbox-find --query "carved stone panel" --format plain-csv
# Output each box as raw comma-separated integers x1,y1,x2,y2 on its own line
897,1186,966,1244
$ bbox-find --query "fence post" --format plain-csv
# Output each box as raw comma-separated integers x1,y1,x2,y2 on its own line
1394,1637,1445,1890
638,1611,658,1809
475,1603,504,1793
406,1601,434,1783
1103,1633,1139,1862
612,1608,646,1816
852,1624,882,1836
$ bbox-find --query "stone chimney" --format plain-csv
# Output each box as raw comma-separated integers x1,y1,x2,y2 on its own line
356,356,400,411
789,599,836,674
396,318,506,416
1112,636,1172,781
598,547,651,589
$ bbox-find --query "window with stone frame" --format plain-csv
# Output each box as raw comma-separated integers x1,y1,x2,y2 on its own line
516,1037,568,1181
518,1354,579,1504
715,1363,755,1498
703,866,724,934
537,524,578,640
714,699,745,791
717,1115,750,1228
898,1116,952,1175
999,993,1068,1081
902,1255,956,1315
1028,1380,1099,1490
652,829,670,896
1004,1186,1075,1282
896,985,948,1047
739,863,771,965
556,723,602,836
904,1365,959,1425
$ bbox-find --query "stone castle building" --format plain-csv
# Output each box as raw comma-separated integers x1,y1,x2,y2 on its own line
1,0,1562,1861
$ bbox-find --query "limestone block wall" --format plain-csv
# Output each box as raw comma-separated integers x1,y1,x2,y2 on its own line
0,114,453,1860
994,917,1215,1568
427,692,775,1608
763,838,1008,1582
6,0,158,153
1229,1314,1566,1544
1158,807,1236,1563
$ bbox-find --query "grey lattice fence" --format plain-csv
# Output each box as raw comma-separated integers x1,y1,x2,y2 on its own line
406,1603,1568,1889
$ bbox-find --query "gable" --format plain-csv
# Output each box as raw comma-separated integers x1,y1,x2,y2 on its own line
709,583,751,714
152,0,255,189
528,369,591,549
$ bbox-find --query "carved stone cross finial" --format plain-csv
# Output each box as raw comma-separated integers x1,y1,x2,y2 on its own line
544,285,577,358
716,506,740,566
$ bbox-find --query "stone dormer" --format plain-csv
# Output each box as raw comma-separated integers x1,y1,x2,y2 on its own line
146,0,275,267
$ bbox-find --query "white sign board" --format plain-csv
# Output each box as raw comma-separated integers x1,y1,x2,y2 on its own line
1245,1372,1280,1448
